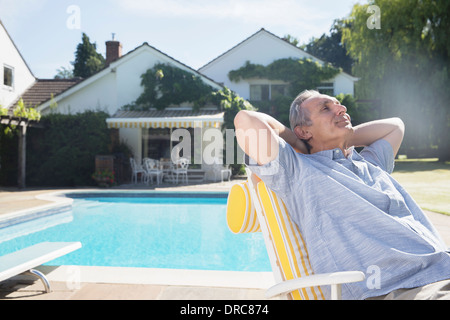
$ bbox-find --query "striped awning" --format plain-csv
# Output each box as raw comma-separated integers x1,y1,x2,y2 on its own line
106,109,224,129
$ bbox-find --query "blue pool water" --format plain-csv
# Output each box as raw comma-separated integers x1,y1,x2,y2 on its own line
0,193,271,272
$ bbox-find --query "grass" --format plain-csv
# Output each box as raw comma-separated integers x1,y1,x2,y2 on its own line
392,158,450,216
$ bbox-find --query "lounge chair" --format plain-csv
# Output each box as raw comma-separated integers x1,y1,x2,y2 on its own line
226,169,365,300
0,241,82,293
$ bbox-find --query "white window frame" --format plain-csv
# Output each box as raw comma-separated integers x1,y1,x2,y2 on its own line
250,84,270,101
316,82,334,96
249,81,289,101
3,64,15,90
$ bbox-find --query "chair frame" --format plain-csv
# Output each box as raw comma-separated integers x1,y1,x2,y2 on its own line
130,158,145,184
211,157,232,182
221,164,232,182
172,158,189,184
143,158,163,185
245,168,365,300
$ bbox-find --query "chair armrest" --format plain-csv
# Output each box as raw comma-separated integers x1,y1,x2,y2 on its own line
265,271,365,300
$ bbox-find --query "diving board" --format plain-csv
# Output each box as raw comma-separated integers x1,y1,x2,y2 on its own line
0,242,82,293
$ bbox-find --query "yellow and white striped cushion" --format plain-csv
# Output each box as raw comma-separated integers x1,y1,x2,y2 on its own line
256,182,324,300
226,179,324,300
226,181,261,233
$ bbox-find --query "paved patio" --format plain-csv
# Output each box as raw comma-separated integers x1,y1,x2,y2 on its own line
0,179,449,300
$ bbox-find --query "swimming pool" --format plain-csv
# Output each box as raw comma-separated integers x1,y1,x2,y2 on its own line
0,192,271,272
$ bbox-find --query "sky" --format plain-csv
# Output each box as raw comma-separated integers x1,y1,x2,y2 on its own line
0,0,362,79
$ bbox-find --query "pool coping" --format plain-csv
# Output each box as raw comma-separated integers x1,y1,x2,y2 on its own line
1,189,275,290
0,191,74,228
36,265,275,289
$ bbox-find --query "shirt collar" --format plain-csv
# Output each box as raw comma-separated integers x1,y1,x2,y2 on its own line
313,146,361,161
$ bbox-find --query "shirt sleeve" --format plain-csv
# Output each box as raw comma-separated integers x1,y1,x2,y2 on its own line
244,136,300,197
360,139,395,174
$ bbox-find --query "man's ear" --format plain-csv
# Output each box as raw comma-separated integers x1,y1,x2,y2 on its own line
293,126,312,140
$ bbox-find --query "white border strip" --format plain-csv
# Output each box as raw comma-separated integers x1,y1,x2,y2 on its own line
0,191,73,226
37,265,275,289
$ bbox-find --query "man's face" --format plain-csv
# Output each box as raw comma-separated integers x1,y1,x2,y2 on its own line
301,94,352,146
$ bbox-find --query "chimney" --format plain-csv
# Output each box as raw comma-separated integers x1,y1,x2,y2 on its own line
105,33,122,67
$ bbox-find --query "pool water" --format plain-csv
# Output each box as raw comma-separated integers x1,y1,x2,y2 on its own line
0,194,271,272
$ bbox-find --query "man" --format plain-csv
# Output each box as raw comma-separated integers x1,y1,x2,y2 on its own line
234,90,450,300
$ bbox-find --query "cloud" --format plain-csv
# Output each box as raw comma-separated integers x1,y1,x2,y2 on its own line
0,0,49,23
114,0,328,28
112,0,360,43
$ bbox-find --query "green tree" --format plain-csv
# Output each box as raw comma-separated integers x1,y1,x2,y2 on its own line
54,66,74,79
342,0,450,160
209,87,254,130
209,88,254,175
73,33,105,78
282,34,300,47
301,19,355,74
130,63,215,111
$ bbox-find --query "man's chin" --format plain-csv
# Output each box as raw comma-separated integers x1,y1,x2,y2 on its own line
336,121,352,129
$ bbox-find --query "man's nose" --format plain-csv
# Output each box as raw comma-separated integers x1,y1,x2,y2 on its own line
335,103,347,115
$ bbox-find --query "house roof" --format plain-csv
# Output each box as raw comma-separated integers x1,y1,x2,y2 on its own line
199,28,358,80
36,42,224,112
9,78,83,110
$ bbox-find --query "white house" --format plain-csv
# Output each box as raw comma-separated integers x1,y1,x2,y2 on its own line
199,28,358,100
0,20,35,109
32,39,226,180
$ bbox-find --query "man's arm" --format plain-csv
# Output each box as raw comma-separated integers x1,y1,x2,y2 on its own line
349,117,405,157
234,111,308,166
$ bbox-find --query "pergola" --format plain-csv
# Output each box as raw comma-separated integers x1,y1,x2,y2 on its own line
0,115,43,189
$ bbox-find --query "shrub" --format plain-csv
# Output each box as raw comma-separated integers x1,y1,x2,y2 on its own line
27,111,112,187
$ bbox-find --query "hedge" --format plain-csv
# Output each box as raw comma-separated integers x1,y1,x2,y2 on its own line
26,111,113,187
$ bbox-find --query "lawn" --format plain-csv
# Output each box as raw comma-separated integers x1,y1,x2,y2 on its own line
392,159,450,216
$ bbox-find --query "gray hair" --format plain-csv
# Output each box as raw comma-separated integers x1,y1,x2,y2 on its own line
289,90,320,130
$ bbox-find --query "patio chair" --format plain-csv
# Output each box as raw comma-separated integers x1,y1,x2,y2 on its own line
143,158,163,185
226,169,365,300
212,157,232,182
130,157,145,183
0,242,82,293
172,158,189,184
220,164,232,182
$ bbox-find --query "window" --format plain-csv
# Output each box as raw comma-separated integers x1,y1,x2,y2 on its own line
317,82,334,96
250,85,270,101
142,128,171,160
250,84,288,101
271,85,289,99
3,65,14,88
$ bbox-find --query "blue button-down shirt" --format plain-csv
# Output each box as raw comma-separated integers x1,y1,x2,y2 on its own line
247,138,450,299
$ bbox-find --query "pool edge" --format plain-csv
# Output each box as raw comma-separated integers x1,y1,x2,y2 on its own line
36,265,275,290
